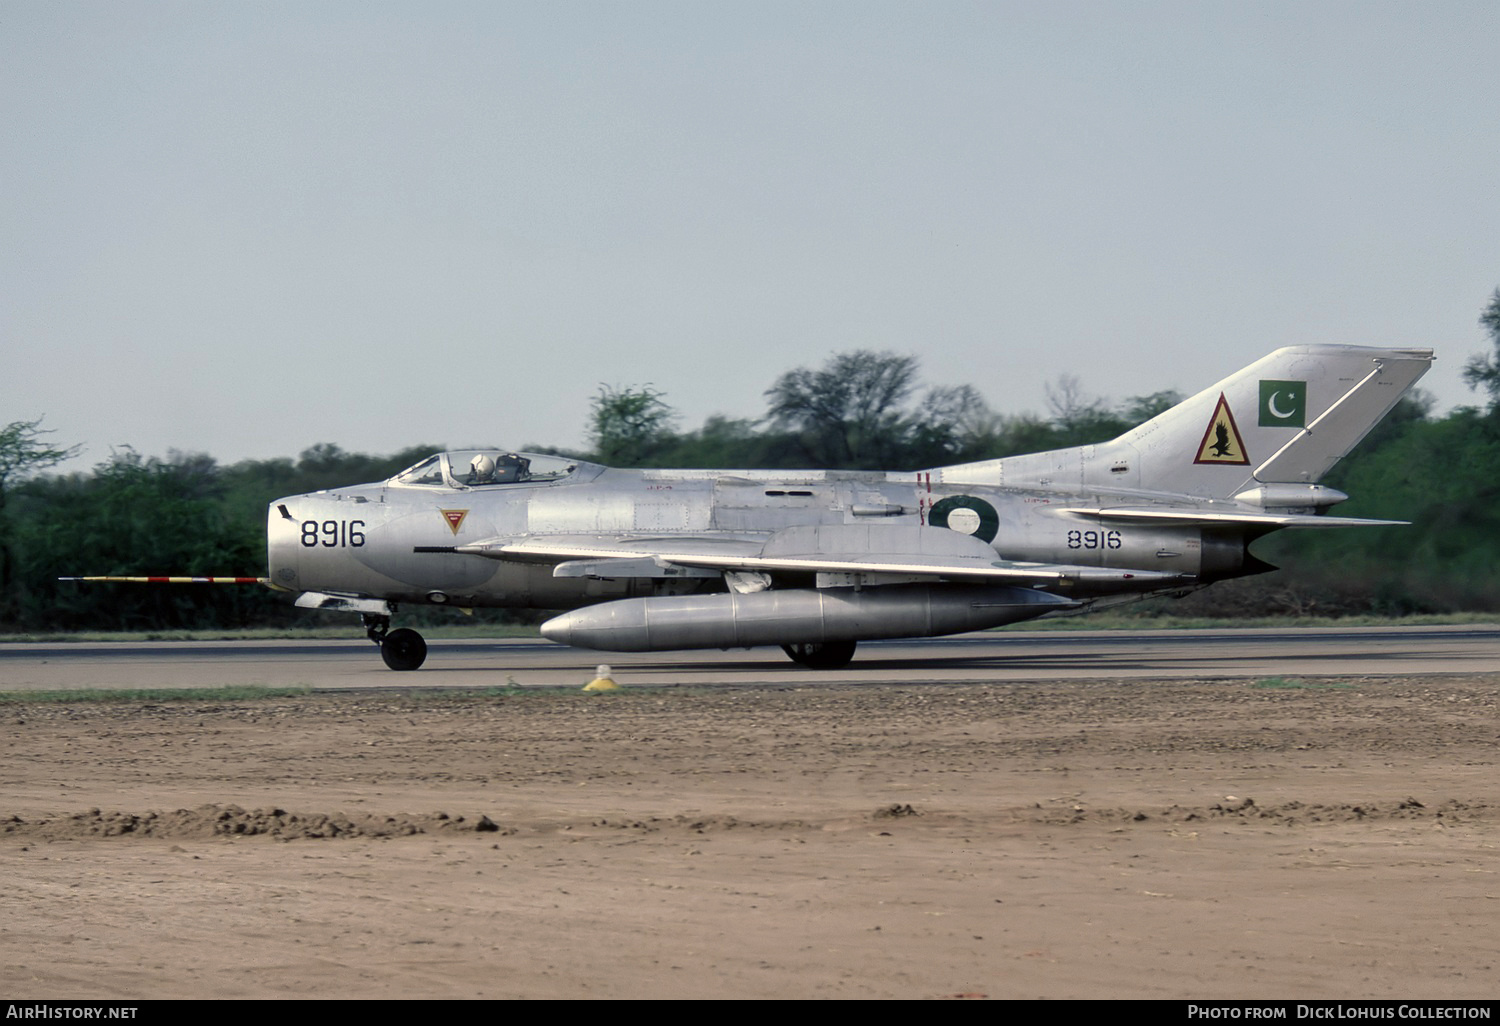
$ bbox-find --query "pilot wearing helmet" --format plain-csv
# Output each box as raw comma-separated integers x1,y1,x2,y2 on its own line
467,451,532,485
467,453,497,485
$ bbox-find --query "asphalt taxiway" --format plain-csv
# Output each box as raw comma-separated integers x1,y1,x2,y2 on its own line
1,625,1496,690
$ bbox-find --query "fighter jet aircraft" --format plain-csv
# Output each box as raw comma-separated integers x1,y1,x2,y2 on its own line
218,344,1426,670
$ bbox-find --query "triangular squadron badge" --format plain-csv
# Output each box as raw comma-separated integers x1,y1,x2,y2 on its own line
440,509,470,535
1193,393,1250,465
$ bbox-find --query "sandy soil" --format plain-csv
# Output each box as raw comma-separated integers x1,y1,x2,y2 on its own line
3,675,1498,1000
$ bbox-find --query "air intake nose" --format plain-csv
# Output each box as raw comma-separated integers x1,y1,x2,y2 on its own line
266,499,303,590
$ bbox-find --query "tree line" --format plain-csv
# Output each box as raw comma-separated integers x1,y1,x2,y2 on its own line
4,290,1499,630
585,354,1181,471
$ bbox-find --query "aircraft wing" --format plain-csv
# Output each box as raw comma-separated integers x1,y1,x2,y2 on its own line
1058,507,1408,528
544,548,1175,585
425,523,1185,586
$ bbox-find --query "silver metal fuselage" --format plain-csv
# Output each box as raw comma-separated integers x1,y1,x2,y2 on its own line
267,461,1238,612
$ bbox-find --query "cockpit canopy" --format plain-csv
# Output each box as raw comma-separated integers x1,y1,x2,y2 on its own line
389,450,580,489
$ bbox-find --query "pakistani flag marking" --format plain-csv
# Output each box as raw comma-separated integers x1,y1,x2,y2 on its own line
1259,379,1307,428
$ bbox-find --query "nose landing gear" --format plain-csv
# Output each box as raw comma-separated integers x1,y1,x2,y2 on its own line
363,614,428,671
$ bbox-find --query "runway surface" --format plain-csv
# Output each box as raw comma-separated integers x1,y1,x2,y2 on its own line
5,626,1500,998
2,624,1497,690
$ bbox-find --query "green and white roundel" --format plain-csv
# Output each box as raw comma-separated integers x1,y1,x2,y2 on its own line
929,495,999,543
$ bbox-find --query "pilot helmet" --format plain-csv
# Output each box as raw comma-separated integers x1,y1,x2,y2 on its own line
470,453,496,479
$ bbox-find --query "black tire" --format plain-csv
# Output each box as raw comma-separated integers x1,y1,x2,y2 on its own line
781,640,857,670
380,628,427,671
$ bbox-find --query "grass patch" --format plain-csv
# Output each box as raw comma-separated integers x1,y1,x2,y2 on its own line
1251,677,1352,690
0,686,314,704
395,686,536,701
0,624,545,643
1016,611,1500,630
405,685,714,702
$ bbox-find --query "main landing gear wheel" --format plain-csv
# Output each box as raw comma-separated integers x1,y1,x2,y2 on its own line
380,627,428,671
781,640,857,670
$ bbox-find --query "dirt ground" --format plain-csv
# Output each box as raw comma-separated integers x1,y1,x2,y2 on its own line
3,675,1498,1000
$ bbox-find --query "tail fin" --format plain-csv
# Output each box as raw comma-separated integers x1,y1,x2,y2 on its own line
934,345,1433,502
1114,345,1432,499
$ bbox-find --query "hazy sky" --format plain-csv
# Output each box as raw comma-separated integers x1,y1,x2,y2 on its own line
5,1,1498,472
